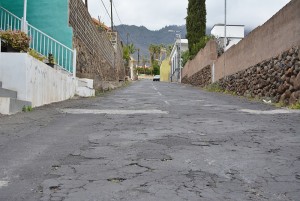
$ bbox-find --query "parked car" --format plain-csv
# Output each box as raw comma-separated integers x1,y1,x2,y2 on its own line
153,75,160,81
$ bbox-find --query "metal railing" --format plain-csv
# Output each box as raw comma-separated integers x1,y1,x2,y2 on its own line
27,24,75,73
0,6,22,31
0,6,76,75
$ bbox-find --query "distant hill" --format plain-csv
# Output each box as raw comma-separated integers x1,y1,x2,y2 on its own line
115,24,252,61
116,25,187,60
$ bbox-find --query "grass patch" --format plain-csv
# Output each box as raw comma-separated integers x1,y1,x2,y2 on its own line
274,101,286,108
224,90,237,96
204,83,224,93
289,101,300,110
28,49,46,61
22,105,33,112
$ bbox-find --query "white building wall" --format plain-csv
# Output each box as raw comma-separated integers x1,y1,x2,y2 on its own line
0,53,77,107
169,39,188,81
211,25,245,38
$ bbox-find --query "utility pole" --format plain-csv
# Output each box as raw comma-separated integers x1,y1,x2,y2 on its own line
224,0,227,48
110,0,113,31
137,48,140,67
85,0,88,8
224,0,227,78
126,33,129,46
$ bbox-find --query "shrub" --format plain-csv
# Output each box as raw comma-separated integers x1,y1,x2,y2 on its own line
181,50,190,67
0,30,30,52
28,49,46,61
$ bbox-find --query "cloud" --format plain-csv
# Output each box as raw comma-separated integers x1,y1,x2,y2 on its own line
87,0,290,30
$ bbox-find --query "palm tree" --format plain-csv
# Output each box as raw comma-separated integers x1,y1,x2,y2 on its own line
127,43,136,55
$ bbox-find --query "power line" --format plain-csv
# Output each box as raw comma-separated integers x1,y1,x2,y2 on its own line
100,0,112,25
112,1,134,44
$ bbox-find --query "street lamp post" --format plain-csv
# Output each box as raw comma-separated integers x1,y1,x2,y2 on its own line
224,0,227,49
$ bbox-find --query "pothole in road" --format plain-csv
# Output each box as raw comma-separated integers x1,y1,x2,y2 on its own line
107,178,126,183
161,158,173,162
51,165,61,170
49,186,60,192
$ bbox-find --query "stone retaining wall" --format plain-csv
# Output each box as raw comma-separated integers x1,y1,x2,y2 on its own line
69,0,125,85
182,65,211,87
214,0,300,81
218,47,300,105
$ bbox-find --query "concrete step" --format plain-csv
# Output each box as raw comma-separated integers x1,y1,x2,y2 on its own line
76,87,95,97
0,97,32,115
0,88,17,98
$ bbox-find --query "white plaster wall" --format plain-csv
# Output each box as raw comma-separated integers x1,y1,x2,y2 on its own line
225,38,242,50
0,53,76,107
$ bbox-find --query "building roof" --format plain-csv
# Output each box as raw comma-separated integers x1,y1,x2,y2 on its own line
211,24,245,31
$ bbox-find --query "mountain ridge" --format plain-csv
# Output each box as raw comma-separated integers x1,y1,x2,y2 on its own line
115,24,251,61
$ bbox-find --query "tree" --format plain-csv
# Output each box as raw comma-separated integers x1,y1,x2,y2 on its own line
152,60,160,75
149,44,164,66
123,46,130,66
127,43,136,55
186,0,206,56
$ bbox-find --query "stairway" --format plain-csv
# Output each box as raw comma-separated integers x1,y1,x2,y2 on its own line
0,81,32,115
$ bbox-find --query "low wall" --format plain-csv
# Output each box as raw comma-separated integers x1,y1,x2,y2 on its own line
219,47,300,104
182,65,211,87
0,53,76,107
214,0,300,81
182,40,217,86
182,40,217,78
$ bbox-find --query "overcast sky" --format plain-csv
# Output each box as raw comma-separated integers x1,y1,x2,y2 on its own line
87,0,290,31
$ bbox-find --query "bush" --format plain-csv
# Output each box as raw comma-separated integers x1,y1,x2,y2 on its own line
181,50,190,67
0,30,30,52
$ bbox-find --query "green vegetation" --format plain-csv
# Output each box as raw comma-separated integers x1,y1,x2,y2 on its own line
204,83,224,93
0,30,30,52
186,0,207,58
123,43,136,70
189,35,212,59
48,53,55,64
136,67,152,75
289,101,300,110
22,105,33,112
152,60,160,75
181,50,189,67
28,49,46,61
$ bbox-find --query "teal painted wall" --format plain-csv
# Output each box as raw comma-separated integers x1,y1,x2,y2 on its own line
0,0,73,48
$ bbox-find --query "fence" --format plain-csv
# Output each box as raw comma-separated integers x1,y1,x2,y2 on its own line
0,6,75,75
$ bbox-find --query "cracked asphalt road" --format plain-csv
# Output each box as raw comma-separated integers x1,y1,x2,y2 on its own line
0,80,299,201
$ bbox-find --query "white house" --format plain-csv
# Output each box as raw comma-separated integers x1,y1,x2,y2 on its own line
170,39,188,82
211,24,245,50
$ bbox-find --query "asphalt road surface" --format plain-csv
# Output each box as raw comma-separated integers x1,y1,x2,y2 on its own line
0,80,299,201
